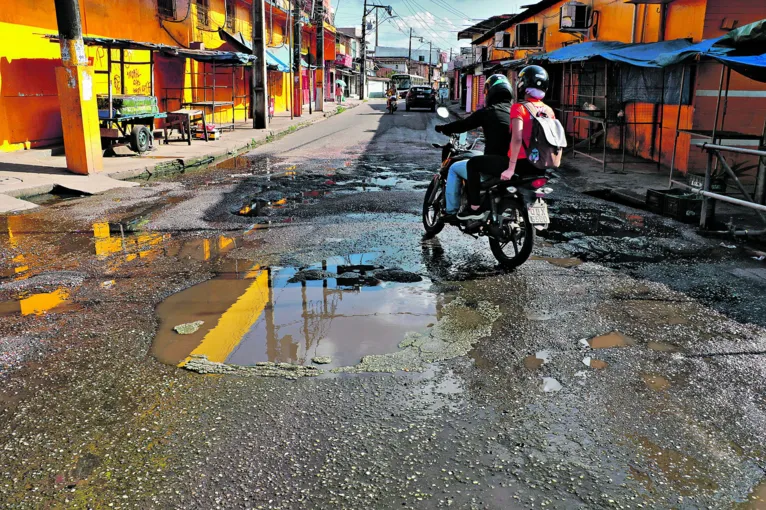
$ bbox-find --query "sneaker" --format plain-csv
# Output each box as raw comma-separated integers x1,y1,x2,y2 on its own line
457,209,488,221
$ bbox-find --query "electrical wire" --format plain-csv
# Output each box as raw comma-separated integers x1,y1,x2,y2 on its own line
399,0,453,53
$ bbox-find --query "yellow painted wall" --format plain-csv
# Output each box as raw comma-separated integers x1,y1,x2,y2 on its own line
1,0,310,151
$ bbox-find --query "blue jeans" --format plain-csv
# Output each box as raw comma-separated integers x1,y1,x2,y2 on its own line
446,160,468,214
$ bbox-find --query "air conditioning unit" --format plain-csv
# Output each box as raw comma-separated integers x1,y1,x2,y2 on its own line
560,1,592,33
516,23,539,48
494,32,512,49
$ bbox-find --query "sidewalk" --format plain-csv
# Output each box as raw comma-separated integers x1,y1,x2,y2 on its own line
0,100,361,213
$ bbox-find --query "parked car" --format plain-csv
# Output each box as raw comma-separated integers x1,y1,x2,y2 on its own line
406,87,436,112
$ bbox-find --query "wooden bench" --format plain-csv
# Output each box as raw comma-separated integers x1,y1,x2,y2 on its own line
163,109,208,145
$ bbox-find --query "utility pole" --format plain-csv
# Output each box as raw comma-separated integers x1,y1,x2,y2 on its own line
252,0,268,129
408,27,412,73
361,0,367,100
407,29,423,76
293,0,302,117
361,3,391,100
53,0,103,174
288,0,293,119
376,9,379,50
428,41,432,86
315,4,325,112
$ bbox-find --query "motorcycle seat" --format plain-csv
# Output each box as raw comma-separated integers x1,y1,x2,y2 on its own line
480,172,548,191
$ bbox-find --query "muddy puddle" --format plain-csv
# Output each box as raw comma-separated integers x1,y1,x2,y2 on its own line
0,288,74,318
152,253,445,370
588,331,636,349
642,374,671,391
25,185,89,206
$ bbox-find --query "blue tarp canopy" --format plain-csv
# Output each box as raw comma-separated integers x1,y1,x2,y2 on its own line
218,29,290,72
601,39,695,68
266,46,291,73
529,39,697,68
528,41,629,64
652,37,729,67
715,54,766,83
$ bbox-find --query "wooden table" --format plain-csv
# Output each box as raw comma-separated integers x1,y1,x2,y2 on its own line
163,109,208,145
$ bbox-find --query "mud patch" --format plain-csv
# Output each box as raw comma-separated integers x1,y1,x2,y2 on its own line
588,331,636,349
183,355,322,379
332,298,501,374
642,374,671,391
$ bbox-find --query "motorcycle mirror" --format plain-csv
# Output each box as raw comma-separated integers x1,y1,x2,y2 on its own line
436,107,449,119
458,133,468,145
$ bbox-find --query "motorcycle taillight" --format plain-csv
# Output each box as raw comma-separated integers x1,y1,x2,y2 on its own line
531,178,548,189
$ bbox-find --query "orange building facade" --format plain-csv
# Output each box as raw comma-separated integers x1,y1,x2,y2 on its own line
468,0,766,174
0,0,333,153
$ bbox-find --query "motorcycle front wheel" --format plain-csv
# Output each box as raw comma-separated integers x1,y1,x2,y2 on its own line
422,178,445,237
488,198,535,269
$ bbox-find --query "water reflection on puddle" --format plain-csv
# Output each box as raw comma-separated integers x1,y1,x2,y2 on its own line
152,254,443,369
0,288,73,318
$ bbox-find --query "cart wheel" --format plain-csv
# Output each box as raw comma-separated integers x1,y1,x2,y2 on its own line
130,126,151,153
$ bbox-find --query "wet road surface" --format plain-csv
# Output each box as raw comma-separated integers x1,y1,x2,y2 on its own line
2,100,766,508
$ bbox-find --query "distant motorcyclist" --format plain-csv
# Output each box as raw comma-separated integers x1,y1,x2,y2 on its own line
434,74,513,221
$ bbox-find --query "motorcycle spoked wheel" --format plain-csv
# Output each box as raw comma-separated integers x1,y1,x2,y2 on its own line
422,178,445,237
488,198,535,269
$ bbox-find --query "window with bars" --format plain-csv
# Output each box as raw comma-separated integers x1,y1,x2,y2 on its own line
195,0,209,26
225,0,236,29
158,0,176,18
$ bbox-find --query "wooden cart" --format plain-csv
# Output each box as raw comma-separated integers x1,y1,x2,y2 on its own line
99,111,167,155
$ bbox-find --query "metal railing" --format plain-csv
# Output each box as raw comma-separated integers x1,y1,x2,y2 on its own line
671,142,766,236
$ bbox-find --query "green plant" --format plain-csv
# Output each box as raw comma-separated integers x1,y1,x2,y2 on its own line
336,106,347,114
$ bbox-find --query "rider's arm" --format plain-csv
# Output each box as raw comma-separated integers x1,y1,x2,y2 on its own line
507,118,524,174
439,109,485,135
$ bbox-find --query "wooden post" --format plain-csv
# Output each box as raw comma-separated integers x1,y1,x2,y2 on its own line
252,0,269,129
53,0,103,174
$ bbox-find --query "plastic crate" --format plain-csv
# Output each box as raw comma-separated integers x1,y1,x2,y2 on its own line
687,173,727,193
646,189,667,214
663,190,703,223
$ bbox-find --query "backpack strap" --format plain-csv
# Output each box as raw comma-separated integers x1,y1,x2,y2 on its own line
517,101,539,150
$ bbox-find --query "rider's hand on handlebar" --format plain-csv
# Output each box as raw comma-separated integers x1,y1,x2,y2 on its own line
500,169,515,181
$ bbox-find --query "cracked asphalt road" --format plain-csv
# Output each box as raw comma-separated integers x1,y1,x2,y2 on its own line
1,100,766,509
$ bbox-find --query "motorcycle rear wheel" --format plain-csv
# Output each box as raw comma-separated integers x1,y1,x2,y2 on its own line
488,198,535,269
422,178,445,237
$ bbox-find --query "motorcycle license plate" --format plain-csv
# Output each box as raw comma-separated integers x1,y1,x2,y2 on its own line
528,201,550,225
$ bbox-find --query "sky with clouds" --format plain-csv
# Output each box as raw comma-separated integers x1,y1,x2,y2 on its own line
331,0,530,55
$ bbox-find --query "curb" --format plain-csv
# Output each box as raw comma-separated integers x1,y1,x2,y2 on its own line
2,102,361,201
112,102,360,181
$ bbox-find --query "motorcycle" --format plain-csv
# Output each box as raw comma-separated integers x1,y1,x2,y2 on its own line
387,96,398,114
423,107,554,270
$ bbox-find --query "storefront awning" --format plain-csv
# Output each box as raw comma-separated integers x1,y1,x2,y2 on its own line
218,29,291,72
266,46,291,73
46,35,255,65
